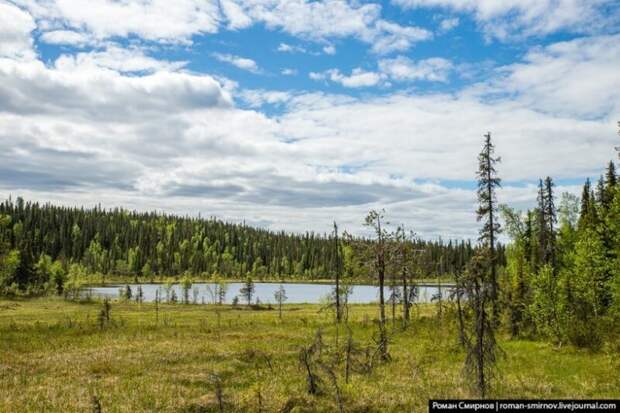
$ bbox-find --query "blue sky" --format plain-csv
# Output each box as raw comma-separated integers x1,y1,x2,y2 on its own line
1,0,619,239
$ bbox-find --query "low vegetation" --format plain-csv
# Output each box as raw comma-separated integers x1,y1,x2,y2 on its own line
1,297,618,413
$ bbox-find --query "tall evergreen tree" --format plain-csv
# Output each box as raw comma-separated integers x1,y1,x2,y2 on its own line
543,177,557,270
476,132,502,323
578,178,596,230
461,132,502,397
605,161,617,206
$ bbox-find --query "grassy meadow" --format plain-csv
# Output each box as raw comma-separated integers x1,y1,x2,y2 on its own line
0,298,618,412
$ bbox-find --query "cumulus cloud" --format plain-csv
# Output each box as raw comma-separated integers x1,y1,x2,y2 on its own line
0,58,232,121
311,56,454,87
212,53,260,73
393,0,617,40
277,43,307,53
239,89,292,108
39,30,95,47
310,68,383,88
378,56,453,82
54,45,188,73
281,68,298,76
476,34,620,118
0,2,618,239
439,17,459,32
0,2,36,59
15,0,432,53
371,20,432,54
15,0,221,43
323,45,336,55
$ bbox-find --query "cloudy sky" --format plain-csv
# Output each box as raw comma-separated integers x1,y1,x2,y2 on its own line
1,0,619,239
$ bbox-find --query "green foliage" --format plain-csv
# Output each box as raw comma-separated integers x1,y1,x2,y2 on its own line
564,229,609,348
50,260,66,295
64,263,87,301
181,273,193,304
239,277,255,306
528,265,564,342
0,198,473,294
0,250,20,295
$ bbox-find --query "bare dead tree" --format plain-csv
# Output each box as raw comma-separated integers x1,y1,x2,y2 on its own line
208,373,225,413
333,221,343,323
363,209,392,361
298,329,324,395
320,363,345,413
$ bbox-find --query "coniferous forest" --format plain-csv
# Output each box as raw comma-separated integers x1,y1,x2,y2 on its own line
0,197,477,291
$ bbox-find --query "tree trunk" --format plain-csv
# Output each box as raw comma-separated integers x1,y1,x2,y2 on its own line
402,267,409,324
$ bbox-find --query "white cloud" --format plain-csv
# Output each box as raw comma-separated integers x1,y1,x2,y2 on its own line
439,17,459,32
474,34,620,118
222,1,431,53
378,56,453,82
213,53,260,73
310,68,383,88
54,45,188,73
239,89,292,107
15,0,433,53
311,56,454,87
277,42,307,53
393,0,615,40
0,58,232,121
323,45,336,55
39,30,94,46
281,68,298,76
219,0,253,30
15,0,221,43
371,20,432,54
0,2,36,59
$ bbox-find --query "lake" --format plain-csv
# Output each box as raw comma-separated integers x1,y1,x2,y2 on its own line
85,282,454,304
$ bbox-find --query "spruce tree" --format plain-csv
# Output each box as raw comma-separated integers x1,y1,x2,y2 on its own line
476,132,501,323
605,161,617,207
544,177,557,271
462,132,502,397
578,179,595,230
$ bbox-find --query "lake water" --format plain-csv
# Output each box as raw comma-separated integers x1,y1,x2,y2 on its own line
85,282,454,305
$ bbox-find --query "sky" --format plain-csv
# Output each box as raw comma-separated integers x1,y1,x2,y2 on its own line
0,0,619,240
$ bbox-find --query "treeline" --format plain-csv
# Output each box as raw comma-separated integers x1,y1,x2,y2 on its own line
500,158,620,348
0,198,476,295
453,129,620,397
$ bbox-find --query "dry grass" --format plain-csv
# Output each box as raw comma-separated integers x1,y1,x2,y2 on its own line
0,297,618,412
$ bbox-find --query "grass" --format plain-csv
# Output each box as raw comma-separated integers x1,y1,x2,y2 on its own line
0,298,618,412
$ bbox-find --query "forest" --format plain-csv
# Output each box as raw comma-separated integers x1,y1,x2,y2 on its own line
0,196,478,292
1,129,619,411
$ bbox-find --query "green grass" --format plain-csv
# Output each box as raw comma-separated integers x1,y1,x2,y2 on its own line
0,298,618,412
